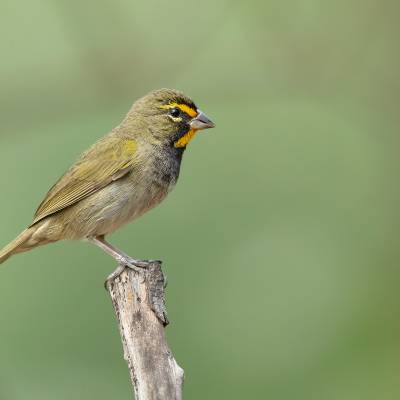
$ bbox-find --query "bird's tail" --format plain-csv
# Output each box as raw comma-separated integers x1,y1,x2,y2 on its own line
0,228,35,264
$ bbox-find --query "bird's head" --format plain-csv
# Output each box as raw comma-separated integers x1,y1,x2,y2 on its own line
124,88,215,149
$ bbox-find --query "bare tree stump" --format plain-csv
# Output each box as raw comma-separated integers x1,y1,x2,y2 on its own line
106,262,184,400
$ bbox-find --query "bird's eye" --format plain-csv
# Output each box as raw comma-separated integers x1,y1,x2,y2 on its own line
169,108,181,118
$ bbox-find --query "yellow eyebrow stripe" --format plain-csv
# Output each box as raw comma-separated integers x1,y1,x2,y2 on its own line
161,102,198,118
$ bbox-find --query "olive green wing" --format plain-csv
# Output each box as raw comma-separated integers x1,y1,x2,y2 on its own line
30,137,137,226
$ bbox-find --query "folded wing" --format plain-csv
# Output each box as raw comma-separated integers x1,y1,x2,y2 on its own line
31,137,137,226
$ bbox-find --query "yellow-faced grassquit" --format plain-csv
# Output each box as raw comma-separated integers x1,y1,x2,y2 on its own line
0,89,215,278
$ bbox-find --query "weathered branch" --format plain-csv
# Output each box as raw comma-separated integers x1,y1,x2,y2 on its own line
106,262,184,400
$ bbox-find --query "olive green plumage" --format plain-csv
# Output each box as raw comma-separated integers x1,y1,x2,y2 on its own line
0,88,214,265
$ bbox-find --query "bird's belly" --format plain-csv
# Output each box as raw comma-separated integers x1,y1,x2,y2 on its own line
101,183,168,233
60,177,172,238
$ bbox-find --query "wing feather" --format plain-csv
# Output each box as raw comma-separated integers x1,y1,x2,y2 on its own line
30,137,137,226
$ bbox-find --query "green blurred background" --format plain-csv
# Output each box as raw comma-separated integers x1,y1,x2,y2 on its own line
1,1,399,399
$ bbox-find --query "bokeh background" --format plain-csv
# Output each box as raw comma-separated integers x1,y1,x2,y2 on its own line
1,1,399,399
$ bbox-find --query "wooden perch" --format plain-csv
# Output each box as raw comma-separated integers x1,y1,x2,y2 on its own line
106,261,184,400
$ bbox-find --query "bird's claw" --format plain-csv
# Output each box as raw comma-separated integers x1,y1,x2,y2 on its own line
104,258,162,289
127,258,162,268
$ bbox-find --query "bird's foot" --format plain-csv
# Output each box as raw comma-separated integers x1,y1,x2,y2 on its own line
125,257,163,268
104,257,162,288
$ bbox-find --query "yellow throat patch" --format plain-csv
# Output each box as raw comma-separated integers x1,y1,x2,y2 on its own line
174,128,197,148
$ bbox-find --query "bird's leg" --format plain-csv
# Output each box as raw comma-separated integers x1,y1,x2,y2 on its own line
89,235,151,267
89,236,168,321
88,235,161,283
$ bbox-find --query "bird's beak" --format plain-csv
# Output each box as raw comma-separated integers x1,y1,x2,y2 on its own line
190,111,215,130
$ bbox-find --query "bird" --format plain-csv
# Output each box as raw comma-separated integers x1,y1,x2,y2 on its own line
0,88,215,280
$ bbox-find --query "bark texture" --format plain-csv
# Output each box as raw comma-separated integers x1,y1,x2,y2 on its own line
106,262,184,400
